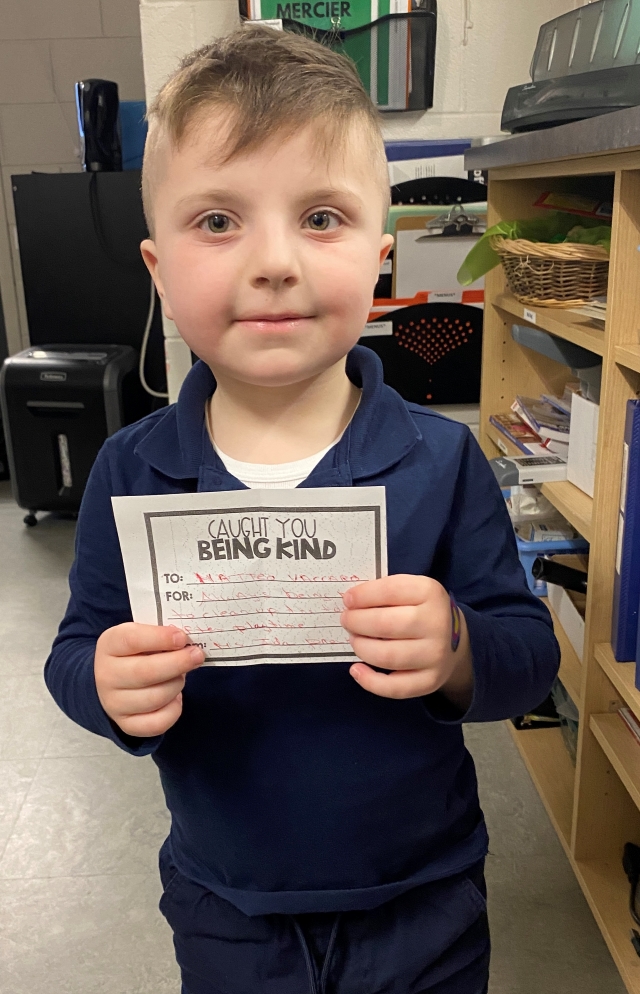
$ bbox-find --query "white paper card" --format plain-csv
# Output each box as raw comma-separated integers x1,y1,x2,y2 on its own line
429,290,463,304
112,488,387,666
361,321,393,337
245,17,283,29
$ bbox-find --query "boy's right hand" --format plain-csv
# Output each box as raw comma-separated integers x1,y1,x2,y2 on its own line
95,623,205,738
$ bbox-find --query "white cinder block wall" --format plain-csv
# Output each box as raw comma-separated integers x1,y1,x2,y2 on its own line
140,0,239,102
0,0,145,357
382,0,580,140
139,0,240,402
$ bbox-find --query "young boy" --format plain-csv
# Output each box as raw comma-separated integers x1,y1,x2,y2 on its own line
45,26,559,994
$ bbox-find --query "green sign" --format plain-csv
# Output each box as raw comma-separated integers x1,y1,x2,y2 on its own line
248,0,412,109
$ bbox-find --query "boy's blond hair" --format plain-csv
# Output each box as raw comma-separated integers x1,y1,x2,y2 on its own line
142,25,390,234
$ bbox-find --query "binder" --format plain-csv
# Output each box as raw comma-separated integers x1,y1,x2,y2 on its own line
384,139,472,161
613,399,640,660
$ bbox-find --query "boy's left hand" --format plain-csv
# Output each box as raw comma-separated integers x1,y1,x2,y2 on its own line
341,575,474,708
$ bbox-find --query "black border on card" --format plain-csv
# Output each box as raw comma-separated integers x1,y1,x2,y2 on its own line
143,504,382,663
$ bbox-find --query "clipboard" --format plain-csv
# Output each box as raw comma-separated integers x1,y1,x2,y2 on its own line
392,214,485,299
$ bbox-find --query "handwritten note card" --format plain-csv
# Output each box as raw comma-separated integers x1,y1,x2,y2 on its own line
112,488,387,665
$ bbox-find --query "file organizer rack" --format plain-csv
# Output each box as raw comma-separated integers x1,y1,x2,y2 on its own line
280,5,437,111
469,123,640,993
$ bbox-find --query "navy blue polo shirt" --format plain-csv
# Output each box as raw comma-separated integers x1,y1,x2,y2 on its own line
45,346,559,916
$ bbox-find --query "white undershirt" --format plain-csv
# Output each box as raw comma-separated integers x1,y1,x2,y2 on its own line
206,393,357,489
213,440,337,489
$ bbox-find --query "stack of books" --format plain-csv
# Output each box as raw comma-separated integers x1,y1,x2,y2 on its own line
488,394,571,461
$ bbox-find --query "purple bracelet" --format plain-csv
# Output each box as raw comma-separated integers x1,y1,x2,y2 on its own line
450,593,461,652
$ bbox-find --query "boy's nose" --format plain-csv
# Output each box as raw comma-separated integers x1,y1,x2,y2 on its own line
248,228,301,290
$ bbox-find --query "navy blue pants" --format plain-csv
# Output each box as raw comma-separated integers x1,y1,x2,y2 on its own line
159,840,490,994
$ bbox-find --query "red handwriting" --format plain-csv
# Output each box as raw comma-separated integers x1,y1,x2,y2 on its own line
194,572,276,584
181,622,344,636
286,574,362,583
170,606,340,620
201,636,351,650
169,571,359,657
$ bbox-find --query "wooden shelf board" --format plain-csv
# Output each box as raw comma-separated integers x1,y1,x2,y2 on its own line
539,480,593,542
495,292,605,356
596,643,640,720
507,722,574,856
574,858,640,994
591,713,640,813
615,344,640,375
542,596,582,709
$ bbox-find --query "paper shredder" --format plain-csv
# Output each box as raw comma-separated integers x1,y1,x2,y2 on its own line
0,344,138,525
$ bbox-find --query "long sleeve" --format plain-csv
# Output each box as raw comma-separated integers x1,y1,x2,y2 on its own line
427,431,560,724
44,443,163,756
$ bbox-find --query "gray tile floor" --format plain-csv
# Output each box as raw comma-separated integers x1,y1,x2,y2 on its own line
0,480,626,993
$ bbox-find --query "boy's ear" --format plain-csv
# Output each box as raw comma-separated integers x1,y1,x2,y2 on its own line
140,239,175,321
379,233,394,267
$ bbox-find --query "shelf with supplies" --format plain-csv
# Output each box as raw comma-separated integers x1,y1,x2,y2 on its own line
494,292,605,357
543,596,582,710
591,713,640,815
539,481,593,544
507,722,575,855
474,133,640,991
595,644,640,723
484,423,593,541
575,858,640,993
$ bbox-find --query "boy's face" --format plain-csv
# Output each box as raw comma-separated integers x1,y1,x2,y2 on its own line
141,112,393,388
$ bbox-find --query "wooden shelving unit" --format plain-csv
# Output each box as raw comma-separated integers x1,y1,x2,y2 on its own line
476,150,640,993
494,291,606,355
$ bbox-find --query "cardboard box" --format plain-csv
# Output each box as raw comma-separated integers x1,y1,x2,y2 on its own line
387,155,468,186
546,553,588,661
567,392,599,498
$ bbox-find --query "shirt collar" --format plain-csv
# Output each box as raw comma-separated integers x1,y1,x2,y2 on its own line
134,345,421,483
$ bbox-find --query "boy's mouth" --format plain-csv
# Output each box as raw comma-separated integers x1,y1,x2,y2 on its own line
235,313,313,332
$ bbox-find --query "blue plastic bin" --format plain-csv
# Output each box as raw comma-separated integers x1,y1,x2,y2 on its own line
515,534,589,596
501,488,589,595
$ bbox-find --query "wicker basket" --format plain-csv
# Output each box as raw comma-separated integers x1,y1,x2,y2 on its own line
490,235,609,308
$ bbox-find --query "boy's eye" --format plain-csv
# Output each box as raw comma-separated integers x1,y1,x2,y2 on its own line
306,212,339,232
203,213,233,233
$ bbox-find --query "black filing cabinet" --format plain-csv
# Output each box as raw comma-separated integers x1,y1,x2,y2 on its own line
0,344,139,524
